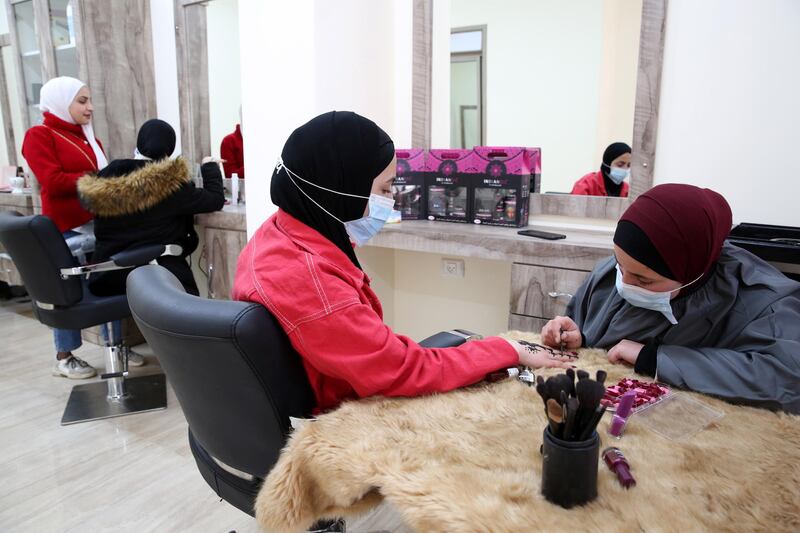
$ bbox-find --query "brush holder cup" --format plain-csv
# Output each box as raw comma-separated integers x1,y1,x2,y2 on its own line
540,426,600,508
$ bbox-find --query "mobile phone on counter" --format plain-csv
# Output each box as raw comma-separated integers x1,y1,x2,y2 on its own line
517,229,566,240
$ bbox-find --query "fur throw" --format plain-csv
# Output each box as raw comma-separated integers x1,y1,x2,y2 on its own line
77,157,191,216
256,333,800,533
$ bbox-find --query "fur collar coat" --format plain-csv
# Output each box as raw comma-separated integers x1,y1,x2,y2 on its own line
77,157,224,295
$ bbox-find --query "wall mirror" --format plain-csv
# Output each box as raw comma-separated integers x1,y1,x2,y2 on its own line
175,0,242,178
418,0,667,220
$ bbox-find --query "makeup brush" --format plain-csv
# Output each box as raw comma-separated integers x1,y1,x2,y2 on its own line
576,369,590,381
546,398,565,438
547,374,573,404
578,404,607,441
562,396,579,440
536,376,549,413
575,379,606,437
536,376,547,399
566,368,576,397
595,370,607,385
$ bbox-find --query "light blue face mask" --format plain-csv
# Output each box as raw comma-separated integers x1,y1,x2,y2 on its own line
343,194,397,246
607,166,630,185
614,264,702,325
276,158,400,247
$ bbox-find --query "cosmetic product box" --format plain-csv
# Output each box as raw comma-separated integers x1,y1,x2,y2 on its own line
393,149,428,220
425,149,473,223
468,146,540,227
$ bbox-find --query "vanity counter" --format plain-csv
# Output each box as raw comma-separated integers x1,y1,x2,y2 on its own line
193,209,614,330
371,220,613,271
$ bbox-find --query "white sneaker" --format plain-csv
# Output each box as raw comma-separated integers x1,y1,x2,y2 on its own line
53,356,97,379
126,349,145,367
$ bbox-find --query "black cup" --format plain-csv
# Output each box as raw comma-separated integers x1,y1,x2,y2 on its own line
540,426,600,508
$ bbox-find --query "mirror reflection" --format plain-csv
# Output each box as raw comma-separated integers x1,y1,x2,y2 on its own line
205,0,244,201
448,0,642,197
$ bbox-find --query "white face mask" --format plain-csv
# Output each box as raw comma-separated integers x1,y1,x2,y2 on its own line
614,264,702,325
608,167,629,185
276,158,401,246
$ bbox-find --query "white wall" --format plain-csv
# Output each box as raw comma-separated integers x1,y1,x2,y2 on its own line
149,0,183,155
653,0,800,226
359,247,512,339
207,0,241,160
239,0,413,236
313,1,397,137
238,1,314,235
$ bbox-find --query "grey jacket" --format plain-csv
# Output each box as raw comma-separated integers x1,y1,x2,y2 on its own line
567,243,800,413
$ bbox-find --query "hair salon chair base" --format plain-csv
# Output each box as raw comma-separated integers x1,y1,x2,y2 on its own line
61,373,167,425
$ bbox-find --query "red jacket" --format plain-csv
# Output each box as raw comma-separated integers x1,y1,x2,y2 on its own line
232,210,518,411
22,112,105,232
571,170,629,198
220,125,244,178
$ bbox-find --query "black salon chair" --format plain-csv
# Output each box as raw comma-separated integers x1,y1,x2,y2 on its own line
0,213,181,425
126,265,477,527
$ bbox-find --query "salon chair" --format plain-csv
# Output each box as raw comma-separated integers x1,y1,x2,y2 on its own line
126,265,476,531
0,213,180,425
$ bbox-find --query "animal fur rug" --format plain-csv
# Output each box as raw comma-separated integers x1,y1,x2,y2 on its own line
255,333,800,532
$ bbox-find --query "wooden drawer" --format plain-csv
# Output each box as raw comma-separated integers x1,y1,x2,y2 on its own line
509,263,589,319
203,228,247,300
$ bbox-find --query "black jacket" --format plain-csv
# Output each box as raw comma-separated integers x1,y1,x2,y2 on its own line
78,157,224,295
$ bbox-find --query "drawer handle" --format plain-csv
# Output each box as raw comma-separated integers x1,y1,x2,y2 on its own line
208,263,215,299
548,291,573,299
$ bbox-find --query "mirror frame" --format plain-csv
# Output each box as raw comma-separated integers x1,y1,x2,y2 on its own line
413,0,668,220
174,0,211,167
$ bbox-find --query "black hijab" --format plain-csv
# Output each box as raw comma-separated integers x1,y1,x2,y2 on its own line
600,142,631,197
98,119,178,178
271,111,395,269
137,119,176,160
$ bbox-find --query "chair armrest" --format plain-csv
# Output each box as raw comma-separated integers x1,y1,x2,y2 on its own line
60,244,183,278
418,329,483,348
111,244,182,267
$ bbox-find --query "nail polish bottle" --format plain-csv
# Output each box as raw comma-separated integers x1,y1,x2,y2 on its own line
608,391,636,438
602,447,636,488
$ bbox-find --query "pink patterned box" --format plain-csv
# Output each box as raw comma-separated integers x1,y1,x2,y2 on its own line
394,149,427,220
425,149,473,223
468,147,540,227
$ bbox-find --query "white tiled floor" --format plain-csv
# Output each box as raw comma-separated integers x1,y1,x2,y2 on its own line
0,296,407,533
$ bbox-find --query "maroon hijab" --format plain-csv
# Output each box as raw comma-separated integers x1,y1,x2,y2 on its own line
615,184,733,283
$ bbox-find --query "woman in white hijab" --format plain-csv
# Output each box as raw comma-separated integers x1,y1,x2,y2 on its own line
22,76,135,379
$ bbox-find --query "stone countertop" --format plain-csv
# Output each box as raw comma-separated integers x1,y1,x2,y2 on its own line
0,191,34,209
370,220,614,270
194,204,246,231
193,208,615,270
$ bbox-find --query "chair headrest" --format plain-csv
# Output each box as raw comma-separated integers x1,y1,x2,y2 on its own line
0,214,81,306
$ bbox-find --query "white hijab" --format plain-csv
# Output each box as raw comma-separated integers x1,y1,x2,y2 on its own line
39,76,108,170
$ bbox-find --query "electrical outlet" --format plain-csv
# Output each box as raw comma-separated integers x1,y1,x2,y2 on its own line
441,258,465,278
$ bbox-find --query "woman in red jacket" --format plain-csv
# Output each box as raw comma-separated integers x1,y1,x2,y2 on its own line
571,142,631,197
232,111,573,412
22,76,119,379
220,123,244,178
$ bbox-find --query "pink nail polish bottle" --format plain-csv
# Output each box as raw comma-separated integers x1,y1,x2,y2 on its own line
608,391,636,438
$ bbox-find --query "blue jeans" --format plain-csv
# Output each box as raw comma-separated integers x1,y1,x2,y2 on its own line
52,322,121,351
53,230,121,353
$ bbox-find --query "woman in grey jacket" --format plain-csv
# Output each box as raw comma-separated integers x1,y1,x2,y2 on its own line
541,184,800,413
